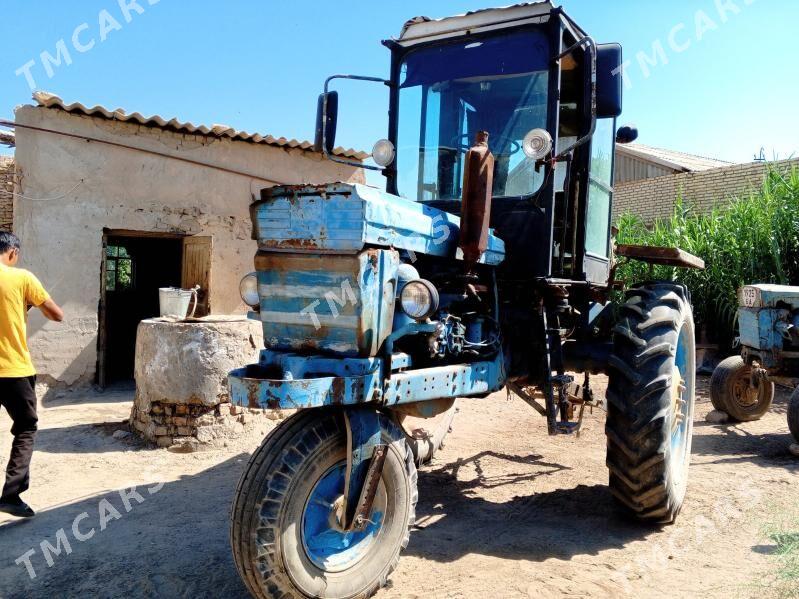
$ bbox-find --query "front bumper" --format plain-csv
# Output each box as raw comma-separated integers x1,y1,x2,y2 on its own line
228,349,505,410
228,365,382,410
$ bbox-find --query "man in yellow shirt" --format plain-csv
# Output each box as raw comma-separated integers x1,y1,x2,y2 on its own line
0,232,63,518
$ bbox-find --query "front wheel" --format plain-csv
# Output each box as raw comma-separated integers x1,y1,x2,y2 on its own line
710,355,774,421
606,282,696,524
230,409,418,599
788,387,799,444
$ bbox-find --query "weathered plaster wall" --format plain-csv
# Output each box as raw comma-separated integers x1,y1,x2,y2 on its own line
13,105,364,386
0,157,13,231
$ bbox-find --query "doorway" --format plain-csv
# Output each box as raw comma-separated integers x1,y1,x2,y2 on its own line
97,231,212,387
100,233,182,385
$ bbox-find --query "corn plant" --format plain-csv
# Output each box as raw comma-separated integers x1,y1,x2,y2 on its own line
615,165,799,350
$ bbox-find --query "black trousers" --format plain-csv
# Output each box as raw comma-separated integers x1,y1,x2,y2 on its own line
0,376,37,501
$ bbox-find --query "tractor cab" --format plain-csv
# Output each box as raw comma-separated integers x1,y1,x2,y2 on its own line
318,1,632,285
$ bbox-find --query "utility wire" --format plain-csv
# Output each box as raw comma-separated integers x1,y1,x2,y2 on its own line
8,179,84,201
0,119,288,186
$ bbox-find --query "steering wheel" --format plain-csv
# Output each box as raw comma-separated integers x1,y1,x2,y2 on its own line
450,133,522,156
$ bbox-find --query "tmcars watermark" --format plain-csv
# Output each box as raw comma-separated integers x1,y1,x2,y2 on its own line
15,0,163,91
14,482,164,580
613,0,759,90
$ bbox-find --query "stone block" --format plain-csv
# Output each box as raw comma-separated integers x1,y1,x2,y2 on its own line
196,413,215,426
169,438,199,453
706,410,729,424
134,318,262,407
196,427,216,443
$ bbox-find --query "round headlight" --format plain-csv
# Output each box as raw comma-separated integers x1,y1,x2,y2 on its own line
400,279,439,320
522,128,553,160
239,272,259,308
372,139,396,167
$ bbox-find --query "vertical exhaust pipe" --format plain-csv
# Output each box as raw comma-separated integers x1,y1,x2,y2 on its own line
459,131,494,275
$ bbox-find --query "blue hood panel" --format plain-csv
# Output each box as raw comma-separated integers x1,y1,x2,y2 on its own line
251,183,505,265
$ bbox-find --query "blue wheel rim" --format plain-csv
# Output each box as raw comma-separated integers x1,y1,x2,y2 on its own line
301,461,385,572
671,325,693,472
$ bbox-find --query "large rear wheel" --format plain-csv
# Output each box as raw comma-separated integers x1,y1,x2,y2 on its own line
230,409,417,599
710,355,774,421
606,282,696,524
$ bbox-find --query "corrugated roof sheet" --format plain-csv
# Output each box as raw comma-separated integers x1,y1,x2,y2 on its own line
398,2,554,42
0,130,14,147
31,91,368,160
617,143,732,172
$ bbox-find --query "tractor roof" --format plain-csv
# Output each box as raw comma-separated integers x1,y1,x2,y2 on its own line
393,2,558,47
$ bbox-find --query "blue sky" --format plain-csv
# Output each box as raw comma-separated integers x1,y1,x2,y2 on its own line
1,0,796,177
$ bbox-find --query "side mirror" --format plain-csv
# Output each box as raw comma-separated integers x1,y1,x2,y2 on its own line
596,43,623,119
314,91,338,155
616,124,639,144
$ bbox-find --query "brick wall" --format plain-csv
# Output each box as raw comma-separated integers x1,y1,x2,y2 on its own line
613,158,799,224
0,156,12,231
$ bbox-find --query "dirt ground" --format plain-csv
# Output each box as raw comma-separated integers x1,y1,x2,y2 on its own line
0,376,797,598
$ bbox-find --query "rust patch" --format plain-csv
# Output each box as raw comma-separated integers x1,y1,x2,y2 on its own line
246,383,260,409
269,238,320,250
366,249,380,272
255,251,355,272
331,377,346,403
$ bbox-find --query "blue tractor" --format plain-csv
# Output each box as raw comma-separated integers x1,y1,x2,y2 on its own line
227,4,704,597
711,284,799,439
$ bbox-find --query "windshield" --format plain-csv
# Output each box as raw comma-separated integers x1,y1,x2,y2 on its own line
395,29,550,202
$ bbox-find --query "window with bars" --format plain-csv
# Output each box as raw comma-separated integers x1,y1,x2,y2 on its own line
105,245,134,292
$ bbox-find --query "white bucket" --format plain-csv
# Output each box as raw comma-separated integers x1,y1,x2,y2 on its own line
159,286,199,319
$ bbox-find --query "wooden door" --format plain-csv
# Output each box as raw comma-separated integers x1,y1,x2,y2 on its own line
181,236,212,317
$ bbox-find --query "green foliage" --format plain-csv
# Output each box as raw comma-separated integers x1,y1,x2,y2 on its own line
117,259,133,289
615,166,799,349
762,506,799,597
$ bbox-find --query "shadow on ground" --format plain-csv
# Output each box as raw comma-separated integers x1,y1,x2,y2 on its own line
692,387,799,468
41,382,135,407
33,421,139,455
0,456,251,599
0,449,652,598
690,427,799,468
405,450,654,564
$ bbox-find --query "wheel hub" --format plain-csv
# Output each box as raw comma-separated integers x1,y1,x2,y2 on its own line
301,462,386,573
732,368,759,407
670,325,693,478
670,365,687,435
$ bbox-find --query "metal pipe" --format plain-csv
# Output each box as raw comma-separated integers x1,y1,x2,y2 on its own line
320,74,392,171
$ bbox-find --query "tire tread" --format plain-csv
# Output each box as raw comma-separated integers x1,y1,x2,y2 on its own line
230,409,417,599
606,282,695,524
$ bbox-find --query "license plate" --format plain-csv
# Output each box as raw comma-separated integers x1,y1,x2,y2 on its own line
741,287,759,307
